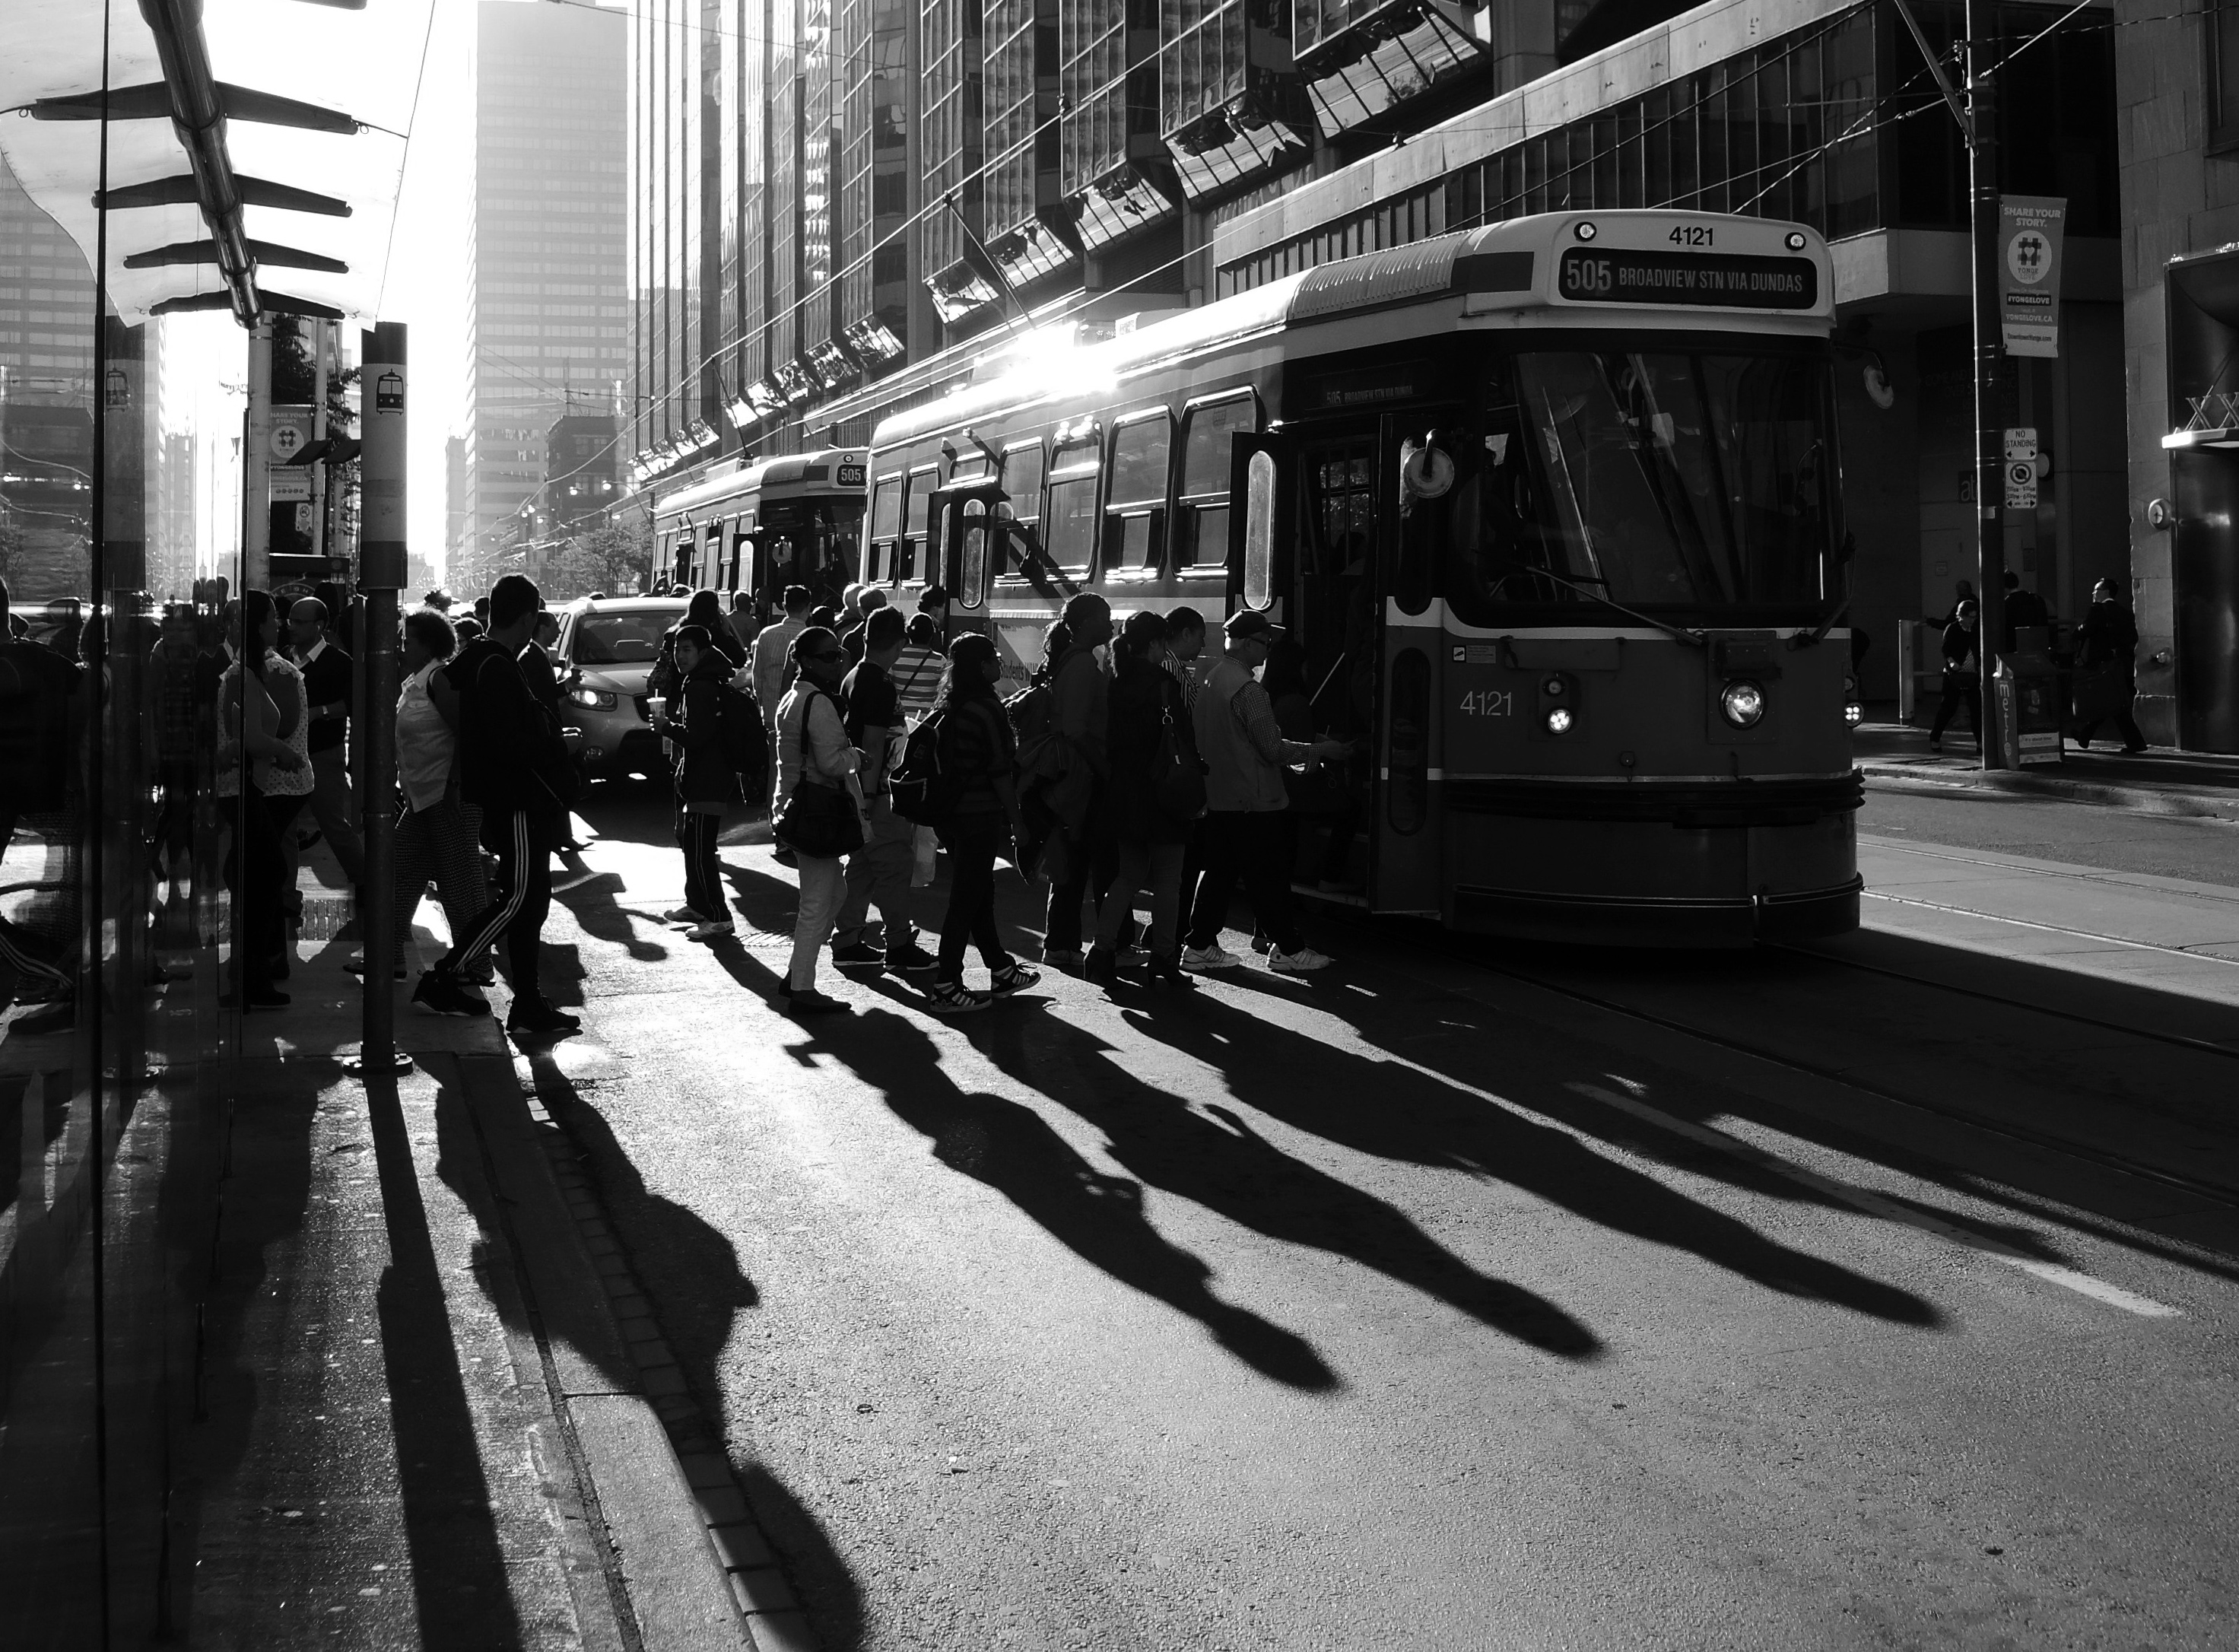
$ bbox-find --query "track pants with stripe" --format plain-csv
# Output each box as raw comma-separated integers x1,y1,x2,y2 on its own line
439,805,555,995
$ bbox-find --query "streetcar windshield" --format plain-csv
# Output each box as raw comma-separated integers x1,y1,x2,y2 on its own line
1451,345,1837,621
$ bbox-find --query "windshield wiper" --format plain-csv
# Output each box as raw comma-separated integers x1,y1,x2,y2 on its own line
1488,560,1708,648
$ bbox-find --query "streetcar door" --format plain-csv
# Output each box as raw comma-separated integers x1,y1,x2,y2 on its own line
1376,408,1468,917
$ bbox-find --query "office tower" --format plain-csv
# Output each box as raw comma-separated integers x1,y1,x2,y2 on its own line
462,0,629,586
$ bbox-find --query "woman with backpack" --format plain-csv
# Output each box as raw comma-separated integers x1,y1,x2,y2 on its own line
1085,610,1199,993
650,624,742,940
924,632,1039,1014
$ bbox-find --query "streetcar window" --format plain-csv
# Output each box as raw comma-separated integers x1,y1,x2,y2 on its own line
1042,437,1101,575
998,441,1045,579
1176,392,1257,570
1450,347,1837,621
1106,413,1170,572
901,465,938,581
868,473,903,582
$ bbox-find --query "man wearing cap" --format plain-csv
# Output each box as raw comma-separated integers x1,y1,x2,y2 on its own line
1183,610,1349,975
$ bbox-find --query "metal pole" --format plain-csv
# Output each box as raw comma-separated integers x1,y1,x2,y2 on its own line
243,317,272,592
1967,0,2009,767
347,321,410,1077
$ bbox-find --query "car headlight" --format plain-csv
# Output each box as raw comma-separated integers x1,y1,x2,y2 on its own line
1844,702,1864,726
1720,680,1766,728
1544,706,1574,735
567,686,618,710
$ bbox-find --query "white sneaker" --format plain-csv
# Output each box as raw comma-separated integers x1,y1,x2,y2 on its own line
687,920,736,942
1182,944,1241,972
664,906,703,924
1269,945,1333,974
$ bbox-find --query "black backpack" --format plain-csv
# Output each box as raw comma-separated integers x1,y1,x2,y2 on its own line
889,707,958,825
718,678,768,795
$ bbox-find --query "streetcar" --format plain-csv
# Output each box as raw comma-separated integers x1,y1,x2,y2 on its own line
653,446,869,602
862,210,1860,945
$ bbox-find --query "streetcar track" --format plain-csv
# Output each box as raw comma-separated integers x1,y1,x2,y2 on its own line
1763,939,2239,1062
1861,887,2239,970
1403,930,2239,1213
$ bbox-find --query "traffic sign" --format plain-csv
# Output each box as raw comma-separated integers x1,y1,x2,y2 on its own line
2003,426,2037,462
2004,459,2038,509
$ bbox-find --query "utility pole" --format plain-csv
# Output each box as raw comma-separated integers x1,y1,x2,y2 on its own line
347,321,411,1078
243,316,272,590
1966,0,2008,768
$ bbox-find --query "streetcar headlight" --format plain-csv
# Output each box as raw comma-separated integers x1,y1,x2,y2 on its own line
1844,702,1864,726
1544,706,1574,735
1720,680,1766,728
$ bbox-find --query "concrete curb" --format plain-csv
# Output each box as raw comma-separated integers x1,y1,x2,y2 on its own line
450,1047,818,1652
1858,762,2239,824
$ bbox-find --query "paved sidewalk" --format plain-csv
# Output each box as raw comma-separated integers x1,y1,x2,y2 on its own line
1853,721,2239,824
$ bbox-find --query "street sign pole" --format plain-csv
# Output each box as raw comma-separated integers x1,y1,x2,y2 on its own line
346,321,411,1079
244,317,272,592
1966,0,2008,769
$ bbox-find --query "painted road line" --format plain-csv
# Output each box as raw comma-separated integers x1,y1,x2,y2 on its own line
1862,889,2239,967
1564,1081,2183,1320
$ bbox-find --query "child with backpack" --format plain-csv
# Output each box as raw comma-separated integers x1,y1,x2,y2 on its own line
651,624,757,939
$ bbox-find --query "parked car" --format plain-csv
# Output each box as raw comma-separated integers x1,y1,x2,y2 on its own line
552,596,687,782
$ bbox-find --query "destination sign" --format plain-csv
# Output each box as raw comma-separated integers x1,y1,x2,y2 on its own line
836,462,867,487
1558,247,1819,311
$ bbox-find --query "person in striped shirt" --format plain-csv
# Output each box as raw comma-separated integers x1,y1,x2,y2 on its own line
890,583,949,722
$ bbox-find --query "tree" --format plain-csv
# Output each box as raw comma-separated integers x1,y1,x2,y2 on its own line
541,519,652,601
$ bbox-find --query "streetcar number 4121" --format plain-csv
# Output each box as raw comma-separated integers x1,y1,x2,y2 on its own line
1670,225,1713,246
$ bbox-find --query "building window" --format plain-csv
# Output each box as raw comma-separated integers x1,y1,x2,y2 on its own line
2215,0,2239,152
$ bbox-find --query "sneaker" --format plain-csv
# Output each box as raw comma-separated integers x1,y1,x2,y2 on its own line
777,985,849,1015
885,942,938,974
1083,947,1120,987
688,920,737,942
412,968,491,1018
663,905,705,924
460,961,497,986
1269,945,1334,974
1182,944,1241,973
507,996,581,1037
1041,947,1085,974
923,977,992,1015
989,961,1040,996
830,940,885,967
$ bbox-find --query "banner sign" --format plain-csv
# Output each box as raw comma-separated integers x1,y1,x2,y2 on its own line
1999,196,2066,357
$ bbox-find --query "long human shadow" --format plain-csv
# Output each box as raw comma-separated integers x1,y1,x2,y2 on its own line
802,1005,1339,1390
1290,922,2239,1276
440,1049,868,1650
941,998,1601,1358
1116,980,1942,1328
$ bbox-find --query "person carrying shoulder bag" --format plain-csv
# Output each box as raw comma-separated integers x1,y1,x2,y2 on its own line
771,625,869,1014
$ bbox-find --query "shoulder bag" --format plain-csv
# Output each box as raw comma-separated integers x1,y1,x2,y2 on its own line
772,689,865,859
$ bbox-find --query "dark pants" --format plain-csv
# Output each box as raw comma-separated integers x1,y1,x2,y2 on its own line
676,806,725,918
1929,678,1980,743
2075,691,2147,751
1188,810,1305,956
936,812,1015,980
1043,809,1117,955
441,805,557,996
227,786,287,992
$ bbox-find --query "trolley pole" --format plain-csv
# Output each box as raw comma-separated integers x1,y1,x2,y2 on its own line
347,321,411,1078
1965,0,2009,768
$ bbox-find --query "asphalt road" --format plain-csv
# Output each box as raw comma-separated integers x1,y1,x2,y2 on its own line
522,782,2238,1651
1859,786,2239,887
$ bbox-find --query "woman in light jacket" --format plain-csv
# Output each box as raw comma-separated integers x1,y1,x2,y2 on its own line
372,607,495,987
773,625,866,1015
215,590,307,1007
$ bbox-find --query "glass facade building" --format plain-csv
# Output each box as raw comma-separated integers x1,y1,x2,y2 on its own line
463,1,630,592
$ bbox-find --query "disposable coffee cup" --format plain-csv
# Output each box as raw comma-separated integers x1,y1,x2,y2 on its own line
646,694,667,723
